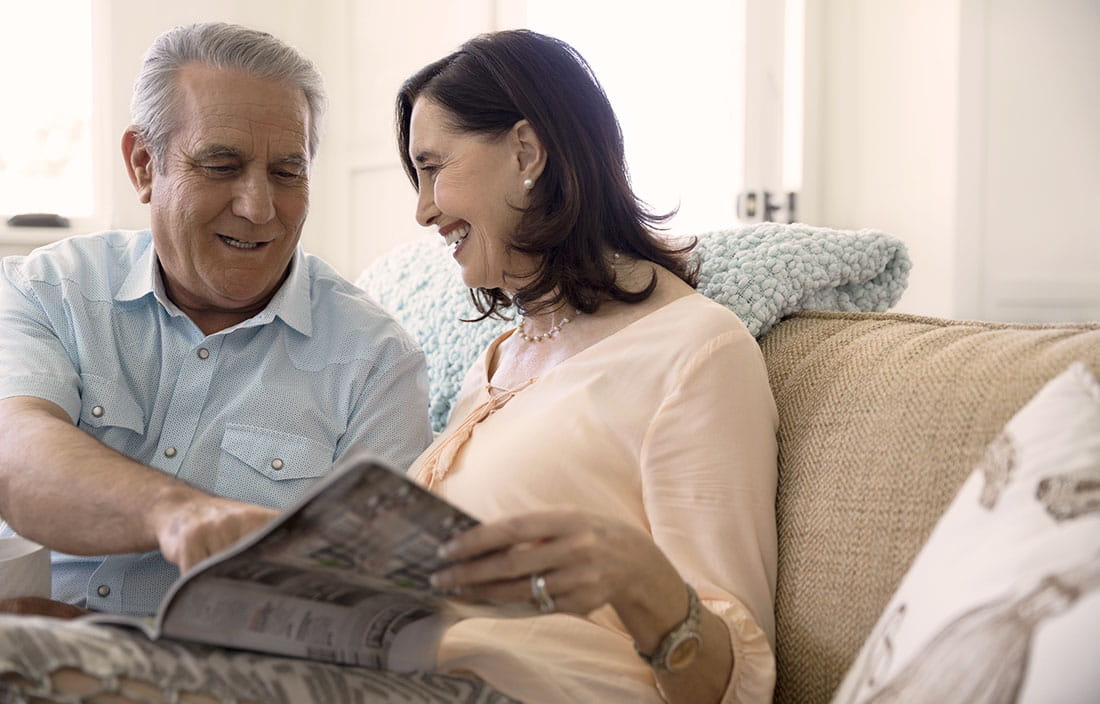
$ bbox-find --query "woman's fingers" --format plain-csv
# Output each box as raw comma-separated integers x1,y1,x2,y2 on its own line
435,524,577,586
439,510,578,561
436,561,609,614
432,510,660,615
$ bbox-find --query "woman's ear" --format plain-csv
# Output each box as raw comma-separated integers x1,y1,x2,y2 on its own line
121,127,154,204
511,119,546,185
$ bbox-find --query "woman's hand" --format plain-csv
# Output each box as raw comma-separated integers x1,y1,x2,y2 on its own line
432,510,737,703
430,510,688,647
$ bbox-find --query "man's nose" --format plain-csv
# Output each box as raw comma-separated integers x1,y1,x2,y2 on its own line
415,186,439,227
233,170,276,224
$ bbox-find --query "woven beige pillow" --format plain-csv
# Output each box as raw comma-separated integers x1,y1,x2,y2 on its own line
759,312,1100,704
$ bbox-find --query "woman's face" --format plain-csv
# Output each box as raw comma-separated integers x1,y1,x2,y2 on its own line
407,98,536,291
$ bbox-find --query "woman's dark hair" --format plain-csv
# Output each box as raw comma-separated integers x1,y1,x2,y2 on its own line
396,29,697,319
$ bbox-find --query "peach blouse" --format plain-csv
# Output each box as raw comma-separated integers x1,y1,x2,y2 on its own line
410,293,779,703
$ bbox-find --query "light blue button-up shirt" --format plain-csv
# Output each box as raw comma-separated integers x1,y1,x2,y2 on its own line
0,230,432,615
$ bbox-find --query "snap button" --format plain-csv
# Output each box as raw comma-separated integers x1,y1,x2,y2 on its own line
197,348,210,360
164,447,177,458
97,585,111,597
91,406,104,418
270,458,284,471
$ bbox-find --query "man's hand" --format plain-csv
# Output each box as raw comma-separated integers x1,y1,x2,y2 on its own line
0,397,279,573
150,493,279,573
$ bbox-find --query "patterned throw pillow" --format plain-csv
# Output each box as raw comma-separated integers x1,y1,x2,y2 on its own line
832,361,1100,704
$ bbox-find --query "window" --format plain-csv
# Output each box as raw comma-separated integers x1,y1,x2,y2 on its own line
0,1,94,218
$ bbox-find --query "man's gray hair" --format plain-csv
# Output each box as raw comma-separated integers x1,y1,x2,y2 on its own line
130,22,327,171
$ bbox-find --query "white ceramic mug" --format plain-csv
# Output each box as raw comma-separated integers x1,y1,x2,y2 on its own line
0,535,51,600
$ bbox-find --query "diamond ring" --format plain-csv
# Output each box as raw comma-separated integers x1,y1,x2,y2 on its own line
530,573,555,613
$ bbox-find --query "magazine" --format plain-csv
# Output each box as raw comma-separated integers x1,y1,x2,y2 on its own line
84,449,530,671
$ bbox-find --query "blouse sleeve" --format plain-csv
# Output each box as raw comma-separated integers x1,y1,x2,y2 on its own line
639,326,779,703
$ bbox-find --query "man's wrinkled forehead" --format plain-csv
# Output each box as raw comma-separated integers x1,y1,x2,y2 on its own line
171,63,312,161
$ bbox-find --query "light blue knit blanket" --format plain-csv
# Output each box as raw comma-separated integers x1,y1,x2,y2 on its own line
357,222,910,431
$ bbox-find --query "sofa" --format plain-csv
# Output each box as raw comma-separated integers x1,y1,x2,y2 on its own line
756,311,1100,702
360,224,1100,703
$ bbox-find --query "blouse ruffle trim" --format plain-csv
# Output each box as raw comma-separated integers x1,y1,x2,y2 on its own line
412,379,536,490
704,597,776,704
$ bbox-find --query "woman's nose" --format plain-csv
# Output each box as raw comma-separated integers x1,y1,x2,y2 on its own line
415,186,439,227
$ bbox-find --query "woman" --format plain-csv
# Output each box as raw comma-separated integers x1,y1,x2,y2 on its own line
398,29,778,703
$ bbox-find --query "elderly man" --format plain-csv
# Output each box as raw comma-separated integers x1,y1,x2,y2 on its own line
0,22,432,617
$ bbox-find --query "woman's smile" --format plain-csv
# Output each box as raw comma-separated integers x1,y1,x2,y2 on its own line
440,222,471,255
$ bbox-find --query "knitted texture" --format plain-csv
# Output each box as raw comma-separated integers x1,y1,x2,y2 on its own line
356,223,910,431
695,222,910,337
357,241,508,432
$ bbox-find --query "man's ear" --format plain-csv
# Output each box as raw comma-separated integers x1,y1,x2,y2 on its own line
122,127,154,204
511,119,546,185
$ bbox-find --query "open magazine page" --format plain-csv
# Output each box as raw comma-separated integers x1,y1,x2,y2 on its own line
235,455,481,594
160,575,448,670
85,451,533,668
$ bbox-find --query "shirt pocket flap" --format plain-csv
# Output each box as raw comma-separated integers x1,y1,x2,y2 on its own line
79,373,145,433
221,423,334,481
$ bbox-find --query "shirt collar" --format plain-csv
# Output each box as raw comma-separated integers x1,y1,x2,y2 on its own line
258,248,313,336
115,234,158,304
115,239,313,337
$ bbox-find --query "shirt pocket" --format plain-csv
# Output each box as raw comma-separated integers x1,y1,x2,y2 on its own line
216,422,332,488
77,373,145,434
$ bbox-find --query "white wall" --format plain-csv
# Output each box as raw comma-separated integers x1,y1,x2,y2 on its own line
803,0,962,317
803,0,1100,321
971,0,1100,322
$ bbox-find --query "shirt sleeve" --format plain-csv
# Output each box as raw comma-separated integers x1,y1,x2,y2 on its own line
0,257,82,419
639,327,779,703
334,341,434,474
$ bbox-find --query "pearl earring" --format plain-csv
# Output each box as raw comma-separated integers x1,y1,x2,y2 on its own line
523,178,535,190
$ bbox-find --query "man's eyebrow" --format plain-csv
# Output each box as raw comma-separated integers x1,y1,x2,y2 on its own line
275,154,310,170
191,146,309,169
191,145,243,161
413,151,439,164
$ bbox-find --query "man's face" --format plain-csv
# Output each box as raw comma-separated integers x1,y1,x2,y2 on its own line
144,64,311,327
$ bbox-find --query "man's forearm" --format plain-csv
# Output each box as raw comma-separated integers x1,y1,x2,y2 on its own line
0,396,197,556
